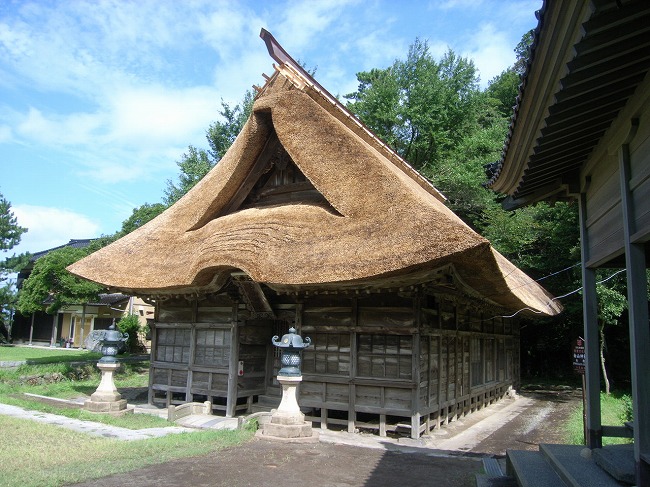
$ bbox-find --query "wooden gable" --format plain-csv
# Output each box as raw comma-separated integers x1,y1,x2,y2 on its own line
218,134,339,218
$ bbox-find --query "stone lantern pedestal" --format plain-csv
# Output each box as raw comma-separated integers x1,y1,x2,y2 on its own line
84,362,131,414
261,327,316,440
262,375,315,439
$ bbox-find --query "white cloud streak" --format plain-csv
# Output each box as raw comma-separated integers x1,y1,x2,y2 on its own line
1,0,541,246
11,205,102,256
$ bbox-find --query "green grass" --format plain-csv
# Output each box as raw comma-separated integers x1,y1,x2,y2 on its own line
0,346,257,486
0,344,102,363
566,391,634,445
0,360,172,429
0,414,254,487
0,347,253,487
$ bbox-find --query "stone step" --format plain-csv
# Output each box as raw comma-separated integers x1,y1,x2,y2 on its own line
507,449,565,487
256,394,280,407
475,474,518,487
483,458,504,476
476,457,517,487
592,444,635,485
175,414,239,430
540,444,626,487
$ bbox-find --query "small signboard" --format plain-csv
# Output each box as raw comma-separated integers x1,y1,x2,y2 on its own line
573,338,585,374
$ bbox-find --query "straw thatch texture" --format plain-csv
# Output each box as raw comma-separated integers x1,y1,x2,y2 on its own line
68,72,561,317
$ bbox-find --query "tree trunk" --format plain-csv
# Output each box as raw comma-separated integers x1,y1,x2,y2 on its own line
599,321,610,395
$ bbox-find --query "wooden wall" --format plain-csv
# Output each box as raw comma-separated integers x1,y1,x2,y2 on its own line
296,292,518,438
148,288,519,438
583,75,650,266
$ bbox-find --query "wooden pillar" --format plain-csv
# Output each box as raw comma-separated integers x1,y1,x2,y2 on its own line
50,313,58,347
226,303,240,417
579,192,602,448
348,297,358,433
79,305,86,348
186,325,196,403
619,133,650,486
148,322,157,405
28,314,34,345
69,315,75,345
411,293,422,438
185,300,198,403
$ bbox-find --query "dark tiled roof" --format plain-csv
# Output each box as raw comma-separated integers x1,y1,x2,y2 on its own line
42,292,129,307
92,293,129,306
30,239,95,261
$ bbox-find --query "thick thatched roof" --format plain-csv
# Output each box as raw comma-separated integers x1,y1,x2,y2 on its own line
68,30,561,317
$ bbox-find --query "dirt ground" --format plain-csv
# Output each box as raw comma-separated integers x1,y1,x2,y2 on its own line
68,388,581,487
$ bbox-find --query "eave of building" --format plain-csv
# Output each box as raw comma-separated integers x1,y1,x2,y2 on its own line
489,0,650,209
129,264,530,317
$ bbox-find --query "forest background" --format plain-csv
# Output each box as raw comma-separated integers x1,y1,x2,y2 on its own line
1,31,633,391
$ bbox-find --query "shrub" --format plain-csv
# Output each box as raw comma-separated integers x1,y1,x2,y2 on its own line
619,394,633,424
116,314,144,353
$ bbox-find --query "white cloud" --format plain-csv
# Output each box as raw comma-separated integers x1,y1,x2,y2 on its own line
434,0,485,10
0,125,11,142
464,22,515,86
277,0,354,51
16,107,103,146
107,85,220,147
10,205,102,256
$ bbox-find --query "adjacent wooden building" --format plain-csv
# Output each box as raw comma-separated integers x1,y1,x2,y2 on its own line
69,29,561,438
487,0,650,483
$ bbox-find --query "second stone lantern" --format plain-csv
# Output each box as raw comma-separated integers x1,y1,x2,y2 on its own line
263,327,315,439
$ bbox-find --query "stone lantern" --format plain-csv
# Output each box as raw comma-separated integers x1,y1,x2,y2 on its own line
84,323,131,414
272,327,311,376
262,327,316,439
98,323,129,363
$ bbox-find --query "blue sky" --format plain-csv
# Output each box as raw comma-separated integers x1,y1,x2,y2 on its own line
1,0,541,257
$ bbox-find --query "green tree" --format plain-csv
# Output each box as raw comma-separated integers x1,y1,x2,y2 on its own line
118,203,167,236
165,92,254,205
513,29,534,76
0,193,27,252
206,91,254,161
346,40,485,172
16,245,105,316
486,68,521,118
0,192,28,340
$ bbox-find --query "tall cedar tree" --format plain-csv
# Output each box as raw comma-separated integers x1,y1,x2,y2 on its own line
0,192,27,338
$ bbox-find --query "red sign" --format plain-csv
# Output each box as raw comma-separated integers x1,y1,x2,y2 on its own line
573,338,585,374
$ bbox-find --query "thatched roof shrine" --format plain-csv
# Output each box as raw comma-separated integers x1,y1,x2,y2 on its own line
68,29,561,318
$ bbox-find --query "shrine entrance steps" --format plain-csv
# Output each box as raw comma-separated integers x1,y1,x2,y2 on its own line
476,443,634,487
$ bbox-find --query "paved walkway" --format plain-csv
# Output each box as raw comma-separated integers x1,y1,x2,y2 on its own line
0,402,195,440
0,391,528,451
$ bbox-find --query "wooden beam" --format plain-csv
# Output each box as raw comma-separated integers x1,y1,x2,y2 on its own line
411,293,422,438
217,136,281,218
50,313,58,347
618,129,650,486
226,304,240,417
148,323,157,405
579,192,603,448
186,325,196,403
348,297,358,433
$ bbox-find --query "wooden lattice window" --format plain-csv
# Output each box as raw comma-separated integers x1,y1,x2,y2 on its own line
470,337,483,387
155,328,191,364
484,338,495,382
194,328,230,367
301,332,350,376
357,334,412,380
